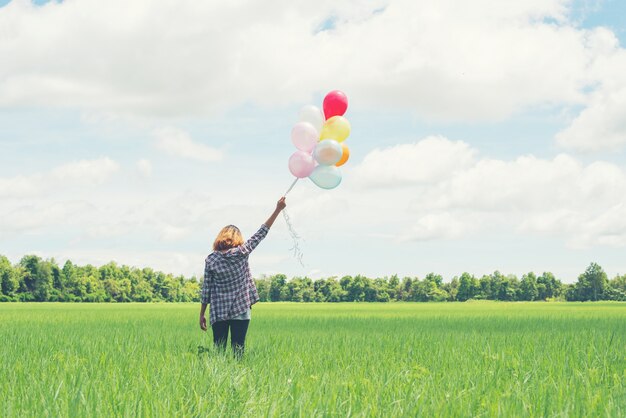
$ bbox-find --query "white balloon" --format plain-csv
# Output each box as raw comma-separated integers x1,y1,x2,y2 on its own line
291,122,318,152
298,105,324,134
313,139,342,166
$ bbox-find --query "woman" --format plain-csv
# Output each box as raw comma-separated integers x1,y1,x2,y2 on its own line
199,197,286,357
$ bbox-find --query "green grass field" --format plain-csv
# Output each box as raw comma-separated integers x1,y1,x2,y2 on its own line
1,302,624,417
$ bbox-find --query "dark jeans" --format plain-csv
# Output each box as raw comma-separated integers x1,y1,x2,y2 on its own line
211,319,250,357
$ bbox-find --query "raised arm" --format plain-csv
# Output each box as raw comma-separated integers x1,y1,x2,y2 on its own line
264,197,287,228
228,198,287,257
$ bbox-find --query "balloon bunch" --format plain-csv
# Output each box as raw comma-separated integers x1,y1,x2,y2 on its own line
288,90,351,190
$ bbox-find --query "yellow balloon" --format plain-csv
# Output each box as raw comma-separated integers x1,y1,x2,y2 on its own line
320,116,351,142
335,143,350,167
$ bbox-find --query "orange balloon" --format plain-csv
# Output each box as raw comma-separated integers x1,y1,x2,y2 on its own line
335,143,350,167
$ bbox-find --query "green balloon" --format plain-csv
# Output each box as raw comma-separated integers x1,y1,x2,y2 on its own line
309,165,342,189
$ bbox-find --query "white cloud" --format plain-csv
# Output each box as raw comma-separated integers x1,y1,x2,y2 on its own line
0,158,118,233
78,190,221,242
154,127,223,162
286,136,626,248
3,1,626,278
51,157,120,184
3,136,625,277
136,159,152,177
352,136,475,187
4,135,623,277
0,200,96,233
0,0,620,123
159,225,190,241
0,175,39,198
419,154,583,212
0,157,119,198
402,212,475,241
556,30,626,151
575,203,626,247
556,85,626,151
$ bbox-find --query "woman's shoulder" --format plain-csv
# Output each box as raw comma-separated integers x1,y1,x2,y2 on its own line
207,248,243,262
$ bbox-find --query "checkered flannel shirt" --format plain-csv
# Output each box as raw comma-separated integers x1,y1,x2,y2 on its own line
201,224,269,325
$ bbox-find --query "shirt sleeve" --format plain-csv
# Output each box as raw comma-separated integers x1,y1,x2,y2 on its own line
201,261,211,304
238,224,270,256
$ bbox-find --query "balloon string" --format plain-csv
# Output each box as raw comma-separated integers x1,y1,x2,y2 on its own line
284,178,299,195
282,209,305,268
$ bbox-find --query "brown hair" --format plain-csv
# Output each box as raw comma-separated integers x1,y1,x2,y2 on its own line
213,225,244,251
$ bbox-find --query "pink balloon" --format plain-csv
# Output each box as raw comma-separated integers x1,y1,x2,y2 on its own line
291,122,319,152
288,150,316,178
323,90,348,119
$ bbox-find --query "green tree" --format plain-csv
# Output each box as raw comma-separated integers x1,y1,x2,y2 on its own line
180,279,200,302
444,277,459,301
47,259,62,300
339,276,353,301
500,275,520,301
487,271,504,300
0,256,19,298
520,272,538,301
610,274,626,294
478,275,492,300
19,255,53,301
537,272,562,300
3,253,621,304
570,262,608,301
408,278,423,301
607,274,626,300
410,273,448,302
60,260,81,301
325,278,345,302
387,274,400,300
313,278,329,302
288,277,313,302
425,273,448,301
82,272,106,302
399,277,413,301
132,279,154,302
372,278,391,302
363,283,378,302
564,283,577,301
457,272,479,301
255,276,270,302
161,274,182,301
346,275,368,302
269,274,287,301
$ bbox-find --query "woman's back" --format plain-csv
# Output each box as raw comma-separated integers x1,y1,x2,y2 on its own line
203,224,269,324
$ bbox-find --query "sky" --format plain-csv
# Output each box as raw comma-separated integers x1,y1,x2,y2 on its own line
1,0,626,283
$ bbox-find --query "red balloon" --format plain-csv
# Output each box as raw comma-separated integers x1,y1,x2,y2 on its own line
323,90,348,120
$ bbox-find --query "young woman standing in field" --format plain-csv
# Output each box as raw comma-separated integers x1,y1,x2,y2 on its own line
199,197,287,357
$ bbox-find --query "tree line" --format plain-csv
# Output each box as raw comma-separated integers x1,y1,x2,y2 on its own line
253,263,626,302
0,255,200,303
1,255,625,303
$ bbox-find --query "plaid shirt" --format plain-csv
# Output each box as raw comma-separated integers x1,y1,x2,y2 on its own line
201,224,269,325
